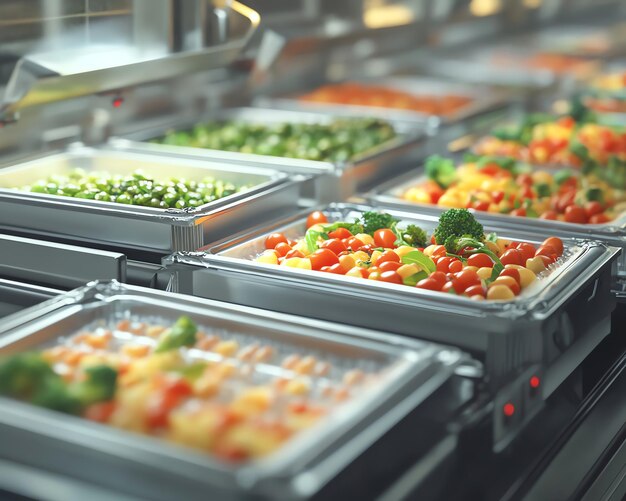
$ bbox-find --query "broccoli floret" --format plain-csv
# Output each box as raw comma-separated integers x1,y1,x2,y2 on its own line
358,211,399,235
400,224,428,247
433,208,484,247
155,316,198,353
0,353,117,414
0,352,57,400
425,155,457,188
69,365,118,406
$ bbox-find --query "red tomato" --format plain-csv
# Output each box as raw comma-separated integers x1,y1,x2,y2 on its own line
430,245,447,257
492,191,505,204
564,205,588,224
541,237,563,256
379,271,403,284
84,401,116,423
453,269,480,291
465,284,486,297
306,211,328,228
520,185,535,199
535,245,558,260
377,250,400,264
473,200,489,211
346,237,365,251
416,278,440,291
467,253,493,268
436,257,453,273
589,213,610,224
510,208,527,217
310,249,339,270
285,249,305,259
448,259,463,273
320,238,347,255
540,210,558,220
373,228,397,248
500,249,524,266
536,254,555,266
584,201,604,218
500,268,521,285
379,261,402,272
146,377,192,429
274,242,292,257
555,191,576,212
442,282,457,293
328,228,352,239
514,242,536,262
322,263,347,274
265,233,288,250
516,174,533,186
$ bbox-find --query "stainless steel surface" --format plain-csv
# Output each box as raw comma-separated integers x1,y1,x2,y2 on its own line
0,143,301,254
0,279,60,320
116,106,428,202
256,76,511,127
0,233,126,289
166,202,620,396
0,1,259,121
0,280,463,500
364,166,626,281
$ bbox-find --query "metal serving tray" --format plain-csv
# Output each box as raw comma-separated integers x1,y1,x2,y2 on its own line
365,167,626,283
0,143,301,257
256,76,510,127
0,279,60,320
166,203,620,402
114,106,428,202
0,281,463,501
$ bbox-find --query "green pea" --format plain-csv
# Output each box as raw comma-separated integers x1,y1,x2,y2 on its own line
163,193,178,205
175,199,186,209
116,193,132,204
187,198,202,208
95,192,110,202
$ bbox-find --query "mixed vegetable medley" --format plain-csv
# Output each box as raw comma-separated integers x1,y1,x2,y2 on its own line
21,169,246,209
256,208,564,301
153,118,397,163
0,315,387,462
298,82,473,116
402,155,625,223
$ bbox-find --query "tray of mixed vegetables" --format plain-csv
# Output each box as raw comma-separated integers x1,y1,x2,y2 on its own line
0,144,301,254
0,281,462,500
169,204,619,381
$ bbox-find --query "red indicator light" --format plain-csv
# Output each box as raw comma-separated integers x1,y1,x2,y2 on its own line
112,97,124,108
503,403,515,418
529,376,541,389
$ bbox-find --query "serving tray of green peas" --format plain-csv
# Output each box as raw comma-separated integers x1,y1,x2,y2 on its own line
0,144,302,256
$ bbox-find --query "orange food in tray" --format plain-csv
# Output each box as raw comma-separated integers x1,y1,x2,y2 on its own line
299,82,473,116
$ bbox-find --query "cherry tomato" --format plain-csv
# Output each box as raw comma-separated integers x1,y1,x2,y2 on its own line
500,249,524,266
306,211,328,228
265,233,288,250
322,263,347,274
436,257,453,273
465,284,486,297
146,377,192,429
473,200,489,211
564,205,588,224
520,185,535,199
373,228,397,248
274,242,292,257
448,259,463,273
377,250,400,264
467,253,493,268
380,271,403,284
346,237,365,251
453,269,480,292
85,401,116,423
514,242,536,262
430,245,447,257
347,266,368,278
555,192,576,212
430,271,447,289
328,228,352,239
589,213,610,224
499,268,521,285
536,245,558,260
379,261,402,272
320,238,347,255
540,210,558,220
536,254,555,266
442,282,457,293
516,174,533,186
510,208,527,217
492,191,505,204
416,278,440,291
310,249,339,270
541,237,563,256
584,201,604,218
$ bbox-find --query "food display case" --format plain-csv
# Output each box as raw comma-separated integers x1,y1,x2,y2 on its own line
115,106,428,202
0,0,625,500
0,281,469,501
